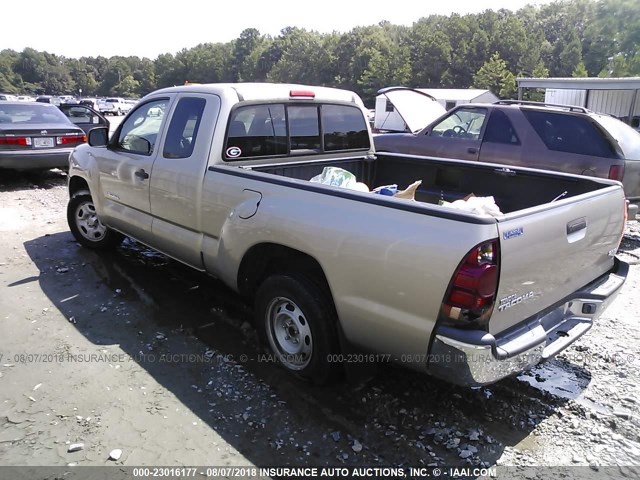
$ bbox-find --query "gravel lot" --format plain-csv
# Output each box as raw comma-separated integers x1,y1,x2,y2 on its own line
0,170,639,479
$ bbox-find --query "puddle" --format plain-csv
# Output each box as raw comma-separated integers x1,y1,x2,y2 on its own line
517,361,588,400
517,360,612,416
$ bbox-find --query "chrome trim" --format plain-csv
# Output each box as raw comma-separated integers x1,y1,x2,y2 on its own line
433,335,544,385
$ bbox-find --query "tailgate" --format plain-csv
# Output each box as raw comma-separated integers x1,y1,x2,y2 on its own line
489,186,625,335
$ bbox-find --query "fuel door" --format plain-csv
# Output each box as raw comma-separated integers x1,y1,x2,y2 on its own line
237,189,262,219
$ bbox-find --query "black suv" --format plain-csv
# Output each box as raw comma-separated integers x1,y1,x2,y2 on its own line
374,95,640,217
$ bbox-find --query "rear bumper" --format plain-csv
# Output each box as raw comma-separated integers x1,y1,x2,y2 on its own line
427,258,629,387
0,149,72,170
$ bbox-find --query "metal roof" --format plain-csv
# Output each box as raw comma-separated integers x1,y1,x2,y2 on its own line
517,77,640,90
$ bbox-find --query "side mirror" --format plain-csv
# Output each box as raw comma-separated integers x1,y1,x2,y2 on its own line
88,127,109,146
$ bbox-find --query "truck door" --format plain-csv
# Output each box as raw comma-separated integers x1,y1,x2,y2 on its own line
96,98,171,244
149,93,222,268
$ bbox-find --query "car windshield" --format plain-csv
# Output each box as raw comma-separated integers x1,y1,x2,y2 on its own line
106,99,119,103
0,104,70,124
593,114,640,159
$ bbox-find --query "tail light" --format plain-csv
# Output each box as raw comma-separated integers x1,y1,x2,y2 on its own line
441,239,499,328
608,164,624,181
0,136,32,146
56,134,87,145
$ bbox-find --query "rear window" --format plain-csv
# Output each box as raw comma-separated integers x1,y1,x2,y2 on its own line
224,103,369,160
0,104,69,124
523,110,618,158
592,114,640,160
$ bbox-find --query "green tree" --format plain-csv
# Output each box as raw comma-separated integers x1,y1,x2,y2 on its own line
409,16,452,87
599,53,630,77
132,58,157,96
100,58,133,95
267,28,331,86
230,28,265,82
14,48,48,88
154,53,186,88
473,52,516,99
0,50,21,93
114,75,140,97
572,61,589,77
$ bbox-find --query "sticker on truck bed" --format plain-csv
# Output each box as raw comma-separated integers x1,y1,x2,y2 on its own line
503,227,524,240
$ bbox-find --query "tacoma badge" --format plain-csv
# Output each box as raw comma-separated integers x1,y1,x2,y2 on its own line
498,291,534,312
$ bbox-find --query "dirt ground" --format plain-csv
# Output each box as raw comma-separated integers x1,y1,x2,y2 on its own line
0,170,639,479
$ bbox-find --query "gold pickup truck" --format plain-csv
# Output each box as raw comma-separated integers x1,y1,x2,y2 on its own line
66,83,628,386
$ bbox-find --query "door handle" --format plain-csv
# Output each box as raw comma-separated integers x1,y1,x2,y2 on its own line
467,147,478,154
135,169,149,180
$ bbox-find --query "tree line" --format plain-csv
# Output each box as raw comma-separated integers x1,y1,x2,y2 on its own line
0,0,638,106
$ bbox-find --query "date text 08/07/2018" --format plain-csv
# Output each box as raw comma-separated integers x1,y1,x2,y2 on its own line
131,466,498,478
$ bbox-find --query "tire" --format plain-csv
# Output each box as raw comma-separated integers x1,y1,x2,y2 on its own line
67,192,124,250
254,274,341,384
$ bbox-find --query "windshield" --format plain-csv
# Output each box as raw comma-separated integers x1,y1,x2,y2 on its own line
593,114,640,159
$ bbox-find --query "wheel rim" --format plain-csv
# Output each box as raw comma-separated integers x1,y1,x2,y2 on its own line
265,296,313,370
74,200,107,242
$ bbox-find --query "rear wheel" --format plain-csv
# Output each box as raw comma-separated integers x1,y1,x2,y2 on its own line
255,274,341,384
67,193,123,249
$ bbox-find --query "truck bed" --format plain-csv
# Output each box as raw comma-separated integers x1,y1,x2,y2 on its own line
251,152,611,214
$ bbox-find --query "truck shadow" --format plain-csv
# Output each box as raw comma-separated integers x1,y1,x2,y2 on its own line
22,231,586,472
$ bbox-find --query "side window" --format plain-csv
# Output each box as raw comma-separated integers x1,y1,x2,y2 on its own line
523,110,617,158
430,108,487,140
322,104,370,151
225,104,287,159
163,97,206,159
116,99,168,155
483,110,520,145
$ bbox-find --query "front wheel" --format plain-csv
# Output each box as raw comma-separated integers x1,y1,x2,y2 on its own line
67,193,123,249
254,274,341,384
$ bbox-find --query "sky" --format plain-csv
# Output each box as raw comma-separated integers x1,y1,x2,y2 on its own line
5,0,556,59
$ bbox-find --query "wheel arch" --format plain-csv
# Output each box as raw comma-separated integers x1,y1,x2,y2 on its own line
237,243,333,303
68,175,90,197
